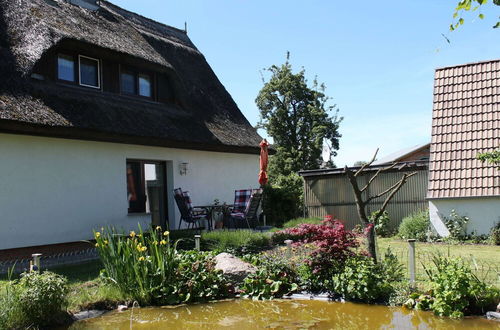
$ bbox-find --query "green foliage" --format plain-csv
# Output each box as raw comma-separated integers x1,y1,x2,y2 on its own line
398,210,430,242
0,271,69,329
410,255,500,318
490,222,500,245
330,249,404,303
201,230,271,254
240,258,298,300
370,210,393,238
17,271,69,326
451,0,500,30
281,217,322,229
262,174,303,227
94,226,232,306
256,53,342,178
477,148,500,169
443,210,469,241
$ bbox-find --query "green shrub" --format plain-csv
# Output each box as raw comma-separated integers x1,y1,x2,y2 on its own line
201,230,271,254
443,210,469,241
0,271,69,329
490,222,500,245
330,249,404,303
262,173,303,227
370,210,393,237
240,258,298,300
398,210,430,241
17,271,69,326
94,226,232,306
411,255,500,318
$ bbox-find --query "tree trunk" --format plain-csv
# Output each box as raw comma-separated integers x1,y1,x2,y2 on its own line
365,224,377,261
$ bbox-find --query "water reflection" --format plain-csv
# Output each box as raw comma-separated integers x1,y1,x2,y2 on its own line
69,299,497,329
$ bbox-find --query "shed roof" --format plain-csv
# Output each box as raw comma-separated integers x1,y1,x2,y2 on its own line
0,0,262,154
428,59,500,199
373,143,430,165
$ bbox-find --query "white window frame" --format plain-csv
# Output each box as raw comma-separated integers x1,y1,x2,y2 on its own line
78,55,101,89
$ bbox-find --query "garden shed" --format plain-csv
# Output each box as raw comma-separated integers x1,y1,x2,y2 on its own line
299,161,429,230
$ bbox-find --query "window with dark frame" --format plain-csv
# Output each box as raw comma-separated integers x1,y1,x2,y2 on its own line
121,70,136,95
126,160,166,215
120,67,152,98
57,54,75,82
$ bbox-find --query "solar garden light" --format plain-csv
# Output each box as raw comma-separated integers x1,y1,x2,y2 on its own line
284,239,293,258
194,235,201,251
31,253,42,272
407,239,416,288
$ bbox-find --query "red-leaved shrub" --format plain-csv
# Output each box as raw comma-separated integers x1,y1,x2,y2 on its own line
272,216,359,291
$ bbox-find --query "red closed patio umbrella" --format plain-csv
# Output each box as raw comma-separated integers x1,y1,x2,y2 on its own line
258,139,269,186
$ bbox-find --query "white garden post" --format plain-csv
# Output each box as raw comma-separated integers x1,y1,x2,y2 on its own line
31,253,42,272
408,239,416,288
194,235,201,251
284,239,293,258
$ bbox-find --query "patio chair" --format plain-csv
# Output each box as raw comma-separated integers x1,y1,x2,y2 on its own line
228,189,263,229
173,188,208,229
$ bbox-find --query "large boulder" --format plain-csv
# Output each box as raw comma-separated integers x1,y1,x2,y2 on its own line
214,252,257,283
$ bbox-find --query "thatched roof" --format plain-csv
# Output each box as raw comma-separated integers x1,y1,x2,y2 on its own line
0,0,262,153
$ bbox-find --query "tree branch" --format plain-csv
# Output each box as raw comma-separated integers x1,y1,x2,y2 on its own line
355,148,379,177
366,171,417,203
360,162,398,193
370,171,418,224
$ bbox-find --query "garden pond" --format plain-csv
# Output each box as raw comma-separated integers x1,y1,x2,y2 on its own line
68,299,497,329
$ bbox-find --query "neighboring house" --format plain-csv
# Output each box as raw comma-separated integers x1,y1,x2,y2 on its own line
428,59,500,236
373,143,430,165
0,0,263,250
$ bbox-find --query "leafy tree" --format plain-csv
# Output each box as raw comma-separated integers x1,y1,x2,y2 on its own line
256,54,342,179
451,0,500,30
353,160,369,167
477,148,500,169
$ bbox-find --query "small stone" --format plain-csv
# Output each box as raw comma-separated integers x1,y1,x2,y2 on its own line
117,305,128,312
214,252,257,283
486,311,500,320
72,310,106,321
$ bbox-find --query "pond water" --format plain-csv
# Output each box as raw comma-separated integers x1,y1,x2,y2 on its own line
69,299,498,329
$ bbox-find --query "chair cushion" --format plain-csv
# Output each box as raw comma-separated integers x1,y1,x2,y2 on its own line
230,212,245,219
233,189,252,213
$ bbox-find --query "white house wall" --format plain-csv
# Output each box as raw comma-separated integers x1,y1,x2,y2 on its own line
429,197,500,236
0,133,260,249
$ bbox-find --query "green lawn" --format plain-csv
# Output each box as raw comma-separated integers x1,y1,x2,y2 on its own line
377,237,500,288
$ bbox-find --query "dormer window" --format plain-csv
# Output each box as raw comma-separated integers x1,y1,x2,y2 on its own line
79,55,100,88
57,53,101,89
120,67,152,98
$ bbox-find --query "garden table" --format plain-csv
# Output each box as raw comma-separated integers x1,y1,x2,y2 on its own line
194,204,231,230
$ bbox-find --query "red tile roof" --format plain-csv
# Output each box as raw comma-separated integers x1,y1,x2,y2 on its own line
428,59,500,199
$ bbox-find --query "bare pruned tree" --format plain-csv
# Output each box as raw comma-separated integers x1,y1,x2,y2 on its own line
344,148,417,261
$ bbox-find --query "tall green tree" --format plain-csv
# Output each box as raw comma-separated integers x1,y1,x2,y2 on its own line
451,0,500,30
477,148,500,169
256,55,342,179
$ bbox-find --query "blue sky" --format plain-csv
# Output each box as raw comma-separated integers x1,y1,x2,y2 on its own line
114,0,500,166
